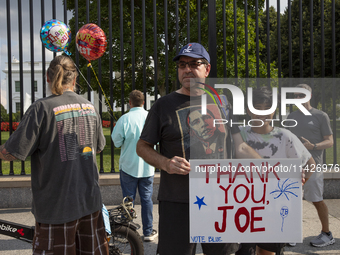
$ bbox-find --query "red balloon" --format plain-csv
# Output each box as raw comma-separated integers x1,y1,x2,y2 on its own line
76,23,107,62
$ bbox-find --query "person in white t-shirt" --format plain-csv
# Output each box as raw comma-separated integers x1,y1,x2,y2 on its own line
236,86,315,255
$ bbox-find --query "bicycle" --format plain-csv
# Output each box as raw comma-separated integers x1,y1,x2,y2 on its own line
0,196,144,255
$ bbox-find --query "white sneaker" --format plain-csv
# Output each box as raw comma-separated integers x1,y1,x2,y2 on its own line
310,231,335,247
144,229,158,242
288,243,296,247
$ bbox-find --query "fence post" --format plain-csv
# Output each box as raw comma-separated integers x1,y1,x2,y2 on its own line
208,0,217,78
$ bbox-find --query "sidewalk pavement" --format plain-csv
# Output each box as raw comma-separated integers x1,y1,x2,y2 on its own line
0,199,339,255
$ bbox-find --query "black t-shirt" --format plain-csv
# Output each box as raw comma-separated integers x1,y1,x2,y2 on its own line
140,91,236,203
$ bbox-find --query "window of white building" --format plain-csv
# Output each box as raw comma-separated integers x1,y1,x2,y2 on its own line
15,81,38,92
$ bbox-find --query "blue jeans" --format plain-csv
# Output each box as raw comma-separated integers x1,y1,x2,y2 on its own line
119,170,154,236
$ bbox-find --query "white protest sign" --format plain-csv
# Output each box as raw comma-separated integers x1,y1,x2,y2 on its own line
189,158,303,243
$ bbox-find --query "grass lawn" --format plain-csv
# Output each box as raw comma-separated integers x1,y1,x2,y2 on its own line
98,128,121,173
1,122,339,175
0,128,120,175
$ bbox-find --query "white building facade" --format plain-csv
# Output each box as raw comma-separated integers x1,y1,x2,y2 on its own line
2,59,157,114
2,58,52,113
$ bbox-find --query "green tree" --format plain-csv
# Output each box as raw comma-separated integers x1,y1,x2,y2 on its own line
258,6,281,77
261,0,340,79
260,0,340,112
66,0,277,107
317,101,340,120
279,0,340,78
1,104,8,122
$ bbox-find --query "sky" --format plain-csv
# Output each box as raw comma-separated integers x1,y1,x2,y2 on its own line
269,0,289,13
0,0,287,108
0,0,72,107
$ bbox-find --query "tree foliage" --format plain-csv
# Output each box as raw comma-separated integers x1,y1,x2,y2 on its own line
1,104,8,122
260,0,340,79
259,0,340,114
258,6,280,77
279,0,340,78
66,0,278,107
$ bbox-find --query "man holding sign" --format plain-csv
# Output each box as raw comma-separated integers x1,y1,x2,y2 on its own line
236,87,315,255
137,43,261,255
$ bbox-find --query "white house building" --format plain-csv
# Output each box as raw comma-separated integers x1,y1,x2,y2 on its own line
2,58,157,114
2,57,52,114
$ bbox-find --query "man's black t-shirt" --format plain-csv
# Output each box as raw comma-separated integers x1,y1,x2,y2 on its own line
140,91,233,203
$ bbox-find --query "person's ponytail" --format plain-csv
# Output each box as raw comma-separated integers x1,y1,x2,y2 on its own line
47,55,78,95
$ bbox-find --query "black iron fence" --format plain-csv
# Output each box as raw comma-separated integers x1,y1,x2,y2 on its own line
1,0,338,175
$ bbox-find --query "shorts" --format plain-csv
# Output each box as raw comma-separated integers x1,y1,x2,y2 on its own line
236,243,285,255
303,171,324,202
157,201,239,255
32,210,109,255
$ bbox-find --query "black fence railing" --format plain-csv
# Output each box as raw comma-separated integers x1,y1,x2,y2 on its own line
1,0,338,175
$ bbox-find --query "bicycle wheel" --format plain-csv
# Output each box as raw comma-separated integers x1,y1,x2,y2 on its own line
109,225,144,255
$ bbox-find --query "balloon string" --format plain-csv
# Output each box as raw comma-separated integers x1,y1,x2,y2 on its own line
87,63,115,119
69,57,117,121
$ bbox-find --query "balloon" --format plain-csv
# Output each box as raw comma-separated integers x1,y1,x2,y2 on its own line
40,19,71,55
76,23,107,62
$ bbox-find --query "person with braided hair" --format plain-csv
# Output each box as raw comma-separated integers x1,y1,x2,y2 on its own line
0,55,108,255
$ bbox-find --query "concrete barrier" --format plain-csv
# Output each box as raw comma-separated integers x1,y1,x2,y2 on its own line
0,173,160,208
0,171,339,208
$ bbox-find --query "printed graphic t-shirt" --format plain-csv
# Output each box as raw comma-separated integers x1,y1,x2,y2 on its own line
5,91,106,224
140,91,231,203
239,126,311,165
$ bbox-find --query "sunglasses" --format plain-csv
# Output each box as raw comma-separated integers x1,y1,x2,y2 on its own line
176,61,205,69
294,93,306,98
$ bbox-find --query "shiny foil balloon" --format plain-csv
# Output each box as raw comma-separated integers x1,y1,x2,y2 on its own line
40,19,71,55
76,23,107,62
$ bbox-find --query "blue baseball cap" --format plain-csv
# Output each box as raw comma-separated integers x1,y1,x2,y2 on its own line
173,43,210,63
